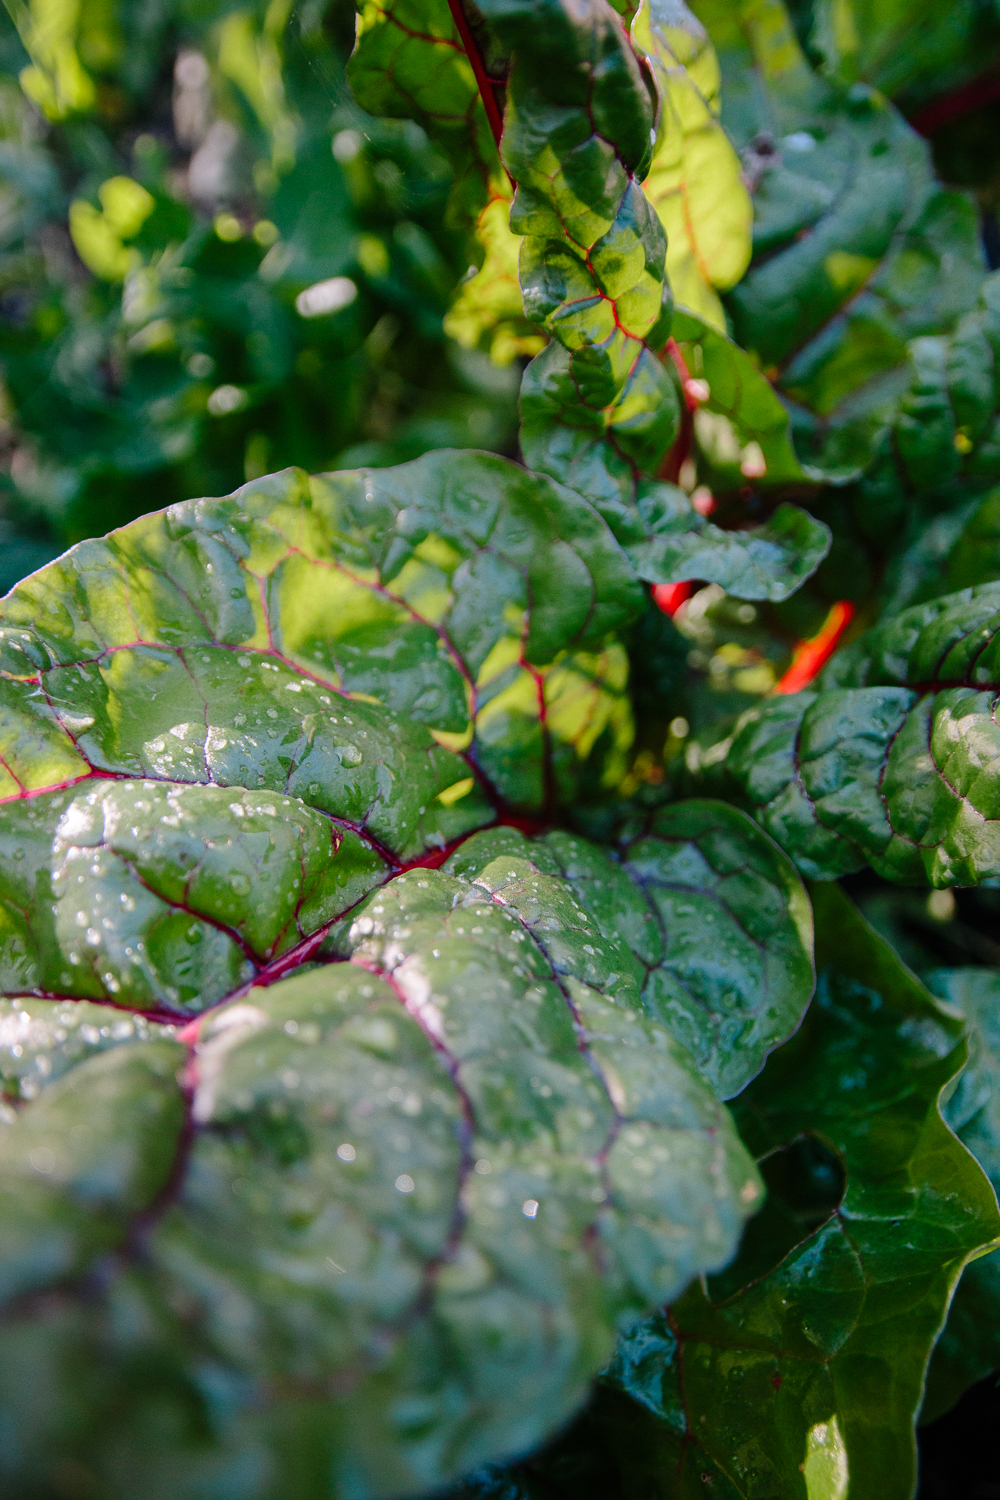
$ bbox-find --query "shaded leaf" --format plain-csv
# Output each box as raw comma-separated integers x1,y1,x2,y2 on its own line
601,885,1000,1499
349,0,539,363
802,0,1000,109
626,483,830,601
921,966,1000,1422
671,306,813,487
693,0,986,486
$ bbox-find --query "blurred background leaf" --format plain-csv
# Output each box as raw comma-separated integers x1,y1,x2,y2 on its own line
0,0,520,591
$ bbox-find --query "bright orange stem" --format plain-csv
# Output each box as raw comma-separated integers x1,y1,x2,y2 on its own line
773,600,855,695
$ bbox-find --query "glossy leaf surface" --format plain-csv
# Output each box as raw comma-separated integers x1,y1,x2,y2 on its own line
0,861,763,1496
710,583,1000,885
921,967,1000,1422
440,802,814,1099
601,887,1000,1499
0,444,844,1495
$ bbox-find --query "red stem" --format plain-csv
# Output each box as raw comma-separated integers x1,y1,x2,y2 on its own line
447,0,509,164
653,581,695,618
658,337,704,484
773,600,854,695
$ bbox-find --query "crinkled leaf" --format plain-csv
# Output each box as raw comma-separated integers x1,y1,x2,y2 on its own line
601,885,1000,1500
671,307,812,488
708,582,1000,885
0,442,823,1493
692,0,986,485
921,966,1000,1422
521,358,827,603
0,864,761,1494
485,0,682,512
439,802,814,1099
0,456,645,889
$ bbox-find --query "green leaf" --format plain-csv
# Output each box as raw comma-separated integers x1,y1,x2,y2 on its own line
348,0,540,365
0,860,762,1494
801,0,1000,108
0,455,645,858
601,885,1000,1500
626,483,831,601
692,0,987,486
921,966,1000,1422
558,801,815,1097
440,802,814,1100
349,0,501,225
670,307,813,488
0,446,822,1492
634,1,752,332
938,485,1000,594
709,582,1000,885
0,1010,185,1301
480,0,684,512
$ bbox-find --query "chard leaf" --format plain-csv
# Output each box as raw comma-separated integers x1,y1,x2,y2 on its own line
352,0,826,611
626,483,830,601
712,583,1000,885
497,0,681,513
921,967,1000,1422
601,886,1000,1499
634,0,752,332
801,0,1000,108
670,307,812,488
0,455,644,872
0,865,763,1495
692,0,987,488
937,486,1000,596
0,446,834,1495
349,0,538,362
496,0,824,597
0,1018,185,1302
440,803,814,1100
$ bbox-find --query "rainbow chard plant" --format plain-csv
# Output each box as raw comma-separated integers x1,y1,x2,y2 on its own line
4,0,1000,1496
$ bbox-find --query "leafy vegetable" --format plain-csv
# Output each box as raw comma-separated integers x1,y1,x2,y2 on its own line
600,887,1000,1498
0,454,821,1494
4,0,1000,1492
632,0,752,332
789,0,1000,110
921,966,1000,1422
695,582,1000,886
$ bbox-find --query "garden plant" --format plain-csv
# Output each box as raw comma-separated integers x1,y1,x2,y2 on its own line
4,0,1000,1497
